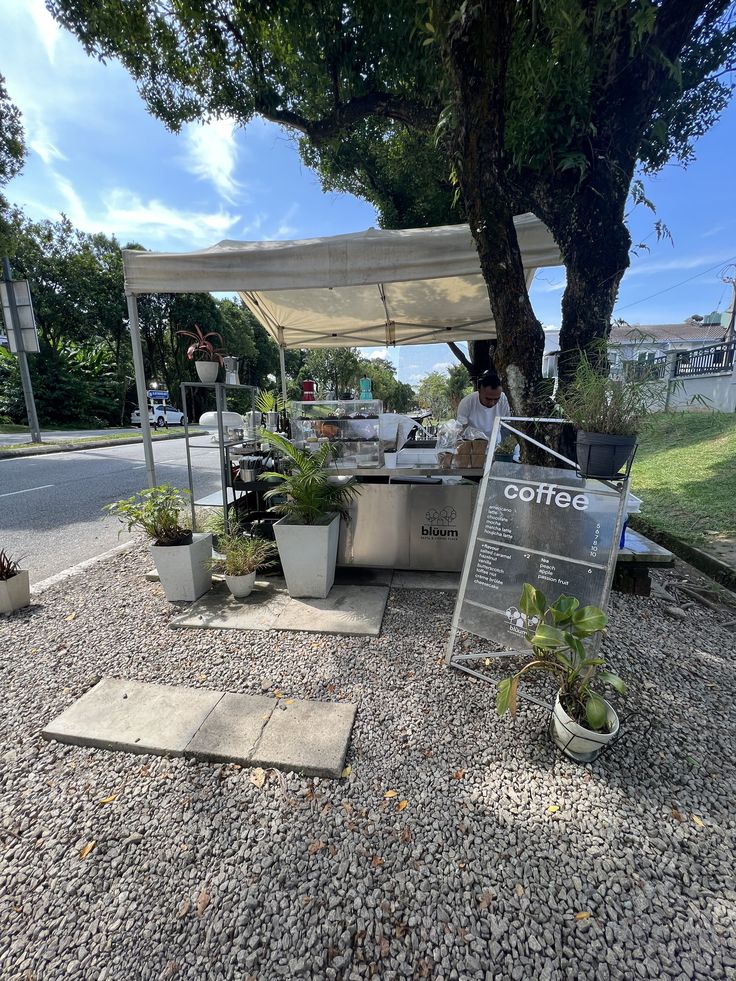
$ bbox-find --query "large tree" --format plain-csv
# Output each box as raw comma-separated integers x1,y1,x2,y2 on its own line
48,0,736,414
0,73,25,188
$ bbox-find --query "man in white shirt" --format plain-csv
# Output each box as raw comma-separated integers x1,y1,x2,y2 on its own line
456,370,511,441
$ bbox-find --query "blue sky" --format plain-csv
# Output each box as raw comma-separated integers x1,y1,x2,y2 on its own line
2,0,735,386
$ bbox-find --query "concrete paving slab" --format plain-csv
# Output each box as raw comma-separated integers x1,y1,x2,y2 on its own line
272,585,388,636
252,700,357,778
169,579,289,631
392,570,461,591
185,693,276,764
42,677,223,756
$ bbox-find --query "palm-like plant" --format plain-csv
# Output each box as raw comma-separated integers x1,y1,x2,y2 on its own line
254,389,288,414
260,430,359,525
176,324,225,365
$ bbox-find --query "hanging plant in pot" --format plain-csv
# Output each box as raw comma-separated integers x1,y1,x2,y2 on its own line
496,584,626,762
210,532,278,598
260,430,360,598
104,485,212,602
0,549,31,615
176,324,225,383
556,349,662,480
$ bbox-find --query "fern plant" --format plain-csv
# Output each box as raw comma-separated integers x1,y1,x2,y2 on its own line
260,430,359,525
254,389,288,414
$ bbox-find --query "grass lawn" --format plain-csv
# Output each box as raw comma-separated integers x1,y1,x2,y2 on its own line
631,411,736,545
0,430,190,454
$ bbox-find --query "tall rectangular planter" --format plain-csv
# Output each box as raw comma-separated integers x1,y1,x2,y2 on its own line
273,514,340,598
0,570,30,614
151,533,212,602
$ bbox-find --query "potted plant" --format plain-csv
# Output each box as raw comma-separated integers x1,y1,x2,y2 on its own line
493,435,518,463
555,350,662,479
0,549,30,615
496,584,626,762
260,430,359,598
211,532,277,598
176,324,225,383
104,485,212,602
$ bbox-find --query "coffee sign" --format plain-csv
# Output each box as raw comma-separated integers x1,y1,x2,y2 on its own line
455,461,626,647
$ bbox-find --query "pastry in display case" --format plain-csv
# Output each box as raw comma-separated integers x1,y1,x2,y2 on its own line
290,400,383,468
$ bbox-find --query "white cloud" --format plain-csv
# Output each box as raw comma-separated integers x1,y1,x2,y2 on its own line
29,132,66,165
29,0,61,64
42,173,240,246
626,252,727,277
431,361,452,374
184,118,242,203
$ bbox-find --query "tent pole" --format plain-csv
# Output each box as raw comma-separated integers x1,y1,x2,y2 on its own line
126,291,157,488
278,341,288,404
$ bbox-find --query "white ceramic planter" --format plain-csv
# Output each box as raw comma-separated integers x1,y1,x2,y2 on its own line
273,513,340,598
224,571,256,598
151,533,212,602
550,693,619,762
0,570,30,614
195,361,220,383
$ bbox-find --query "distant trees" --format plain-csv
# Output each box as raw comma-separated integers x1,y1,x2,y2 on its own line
0,206,287,426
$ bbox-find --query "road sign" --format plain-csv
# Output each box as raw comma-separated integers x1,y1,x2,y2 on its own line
147,390,169,400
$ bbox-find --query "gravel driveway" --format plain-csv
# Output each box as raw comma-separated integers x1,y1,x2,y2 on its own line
1,546,734,981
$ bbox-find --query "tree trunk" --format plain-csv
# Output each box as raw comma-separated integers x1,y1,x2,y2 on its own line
442,1,546,425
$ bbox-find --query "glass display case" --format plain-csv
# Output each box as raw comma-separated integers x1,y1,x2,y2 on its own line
290,399,383,468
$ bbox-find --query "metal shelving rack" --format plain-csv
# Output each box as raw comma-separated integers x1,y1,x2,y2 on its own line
180,381,258,535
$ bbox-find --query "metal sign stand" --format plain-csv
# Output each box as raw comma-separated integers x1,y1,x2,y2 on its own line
445,418,631,707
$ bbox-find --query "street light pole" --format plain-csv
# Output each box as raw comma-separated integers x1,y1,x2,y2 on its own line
1,257,41,443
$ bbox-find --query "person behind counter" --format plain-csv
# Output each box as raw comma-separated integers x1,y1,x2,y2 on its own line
456,370,510,441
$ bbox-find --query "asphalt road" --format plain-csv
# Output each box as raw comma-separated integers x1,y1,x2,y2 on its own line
0,439,224,584
0,427,144,446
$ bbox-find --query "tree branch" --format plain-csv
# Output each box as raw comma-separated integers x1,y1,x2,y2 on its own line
254,92,438,143
447,341,473,372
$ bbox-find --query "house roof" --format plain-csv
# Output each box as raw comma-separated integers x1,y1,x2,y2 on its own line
609,322,725,345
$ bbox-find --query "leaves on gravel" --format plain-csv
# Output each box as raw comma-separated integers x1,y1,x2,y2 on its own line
176,897,191,919
452,769,465,780
195,891,210,916
308,840,325,855
79,840,95,859
692,815,705,828
575,911,591,921
341,764,352,778
383,789,398,799
478,890,493,909
546,804,560,814
249,768,266,789
396,800,409,812
99,794,118,805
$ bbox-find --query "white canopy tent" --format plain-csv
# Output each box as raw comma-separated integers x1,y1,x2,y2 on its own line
122,216,562,484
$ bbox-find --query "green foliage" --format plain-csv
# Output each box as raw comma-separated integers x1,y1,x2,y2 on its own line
446,363,471,411
260,430,360,525
211,533,278,577
416,370,453,421
497,584,624,731
103,485,192,545
555,350,664,435
358,356,416,412
302,348,362,397
0,74,26,187
255,389,288,414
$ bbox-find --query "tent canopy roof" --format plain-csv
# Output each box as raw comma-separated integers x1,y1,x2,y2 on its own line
122,216,561,349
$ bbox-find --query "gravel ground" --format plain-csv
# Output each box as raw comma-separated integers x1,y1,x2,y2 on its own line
1,545,735,981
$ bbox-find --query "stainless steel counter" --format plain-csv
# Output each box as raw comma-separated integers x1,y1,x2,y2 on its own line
337,479,478,572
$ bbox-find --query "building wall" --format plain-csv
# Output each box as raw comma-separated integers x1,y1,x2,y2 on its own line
666,371,736,413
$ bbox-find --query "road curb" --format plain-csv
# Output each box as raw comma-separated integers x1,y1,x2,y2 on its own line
31,540,138,594
630,516,736,591
0,432,195,460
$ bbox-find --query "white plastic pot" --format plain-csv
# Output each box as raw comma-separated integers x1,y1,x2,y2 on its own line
550,693,619,762
0,570,30,615
273,513,340,598
224,571,256,598
195,361,220,383
151,533,212,602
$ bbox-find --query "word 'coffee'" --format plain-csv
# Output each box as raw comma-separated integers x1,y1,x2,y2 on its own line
503,482,589,511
